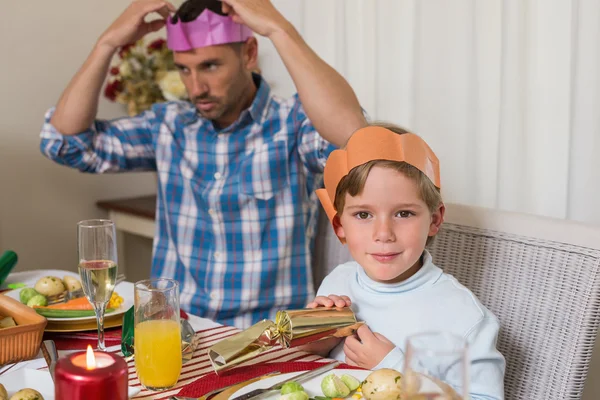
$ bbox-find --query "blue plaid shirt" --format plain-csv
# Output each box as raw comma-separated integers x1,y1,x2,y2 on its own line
40,76,336,328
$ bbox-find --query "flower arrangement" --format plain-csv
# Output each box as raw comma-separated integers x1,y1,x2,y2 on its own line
104,38,188,116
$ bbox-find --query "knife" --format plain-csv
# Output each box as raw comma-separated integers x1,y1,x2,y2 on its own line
230,361,340,400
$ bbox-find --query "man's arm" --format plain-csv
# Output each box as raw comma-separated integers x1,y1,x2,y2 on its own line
221,0,367,148
50,0,176,135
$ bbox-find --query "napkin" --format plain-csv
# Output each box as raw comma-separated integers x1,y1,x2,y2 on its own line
177,361,366,397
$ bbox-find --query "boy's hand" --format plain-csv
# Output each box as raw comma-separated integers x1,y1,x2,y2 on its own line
343,325,395,369
306,295,352,309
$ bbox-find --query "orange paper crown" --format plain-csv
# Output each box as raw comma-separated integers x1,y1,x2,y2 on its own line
316,126,441,241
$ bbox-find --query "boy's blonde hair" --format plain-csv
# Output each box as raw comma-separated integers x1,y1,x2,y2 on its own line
333,122,443,244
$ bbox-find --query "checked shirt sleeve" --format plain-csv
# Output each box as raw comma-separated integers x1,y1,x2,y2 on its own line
40,106,159,173
289,95,337,175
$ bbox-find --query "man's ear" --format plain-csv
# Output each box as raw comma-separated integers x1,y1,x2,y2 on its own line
333,214,346,242
428,202,445,237
242,37,259,72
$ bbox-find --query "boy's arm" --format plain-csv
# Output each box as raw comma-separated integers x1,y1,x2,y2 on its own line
464,317,505,400
220,0,367,148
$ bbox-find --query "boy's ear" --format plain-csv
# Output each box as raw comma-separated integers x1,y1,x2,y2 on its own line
428,202,445,237
333,214,347,242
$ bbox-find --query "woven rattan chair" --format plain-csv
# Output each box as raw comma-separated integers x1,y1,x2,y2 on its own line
312,202,600,400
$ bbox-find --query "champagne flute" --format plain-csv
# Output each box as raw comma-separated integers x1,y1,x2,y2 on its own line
403,331,469,399
77,219,118,351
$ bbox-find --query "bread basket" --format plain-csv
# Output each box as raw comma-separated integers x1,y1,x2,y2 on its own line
0,294,47,365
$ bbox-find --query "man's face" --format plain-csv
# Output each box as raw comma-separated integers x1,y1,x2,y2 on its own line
174,40,256,127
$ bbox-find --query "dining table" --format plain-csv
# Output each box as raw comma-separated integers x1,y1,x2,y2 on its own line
0,311,342,399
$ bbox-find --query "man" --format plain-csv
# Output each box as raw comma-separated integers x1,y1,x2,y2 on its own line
40,0,366,328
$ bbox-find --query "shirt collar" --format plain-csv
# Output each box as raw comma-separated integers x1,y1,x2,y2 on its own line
178,73,271,127
356,250,442,294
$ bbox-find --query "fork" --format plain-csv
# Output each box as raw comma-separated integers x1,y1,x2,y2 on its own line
46,273,126,305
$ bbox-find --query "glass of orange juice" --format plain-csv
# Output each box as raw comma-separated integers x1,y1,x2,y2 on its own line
134,278,182,391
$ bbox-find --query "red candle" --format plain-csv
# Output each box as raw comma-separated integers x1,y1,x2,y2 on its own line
55,345,128,400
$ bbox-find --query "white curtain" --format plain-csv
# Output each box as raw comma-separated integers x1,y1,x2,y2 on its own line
260,0,600,224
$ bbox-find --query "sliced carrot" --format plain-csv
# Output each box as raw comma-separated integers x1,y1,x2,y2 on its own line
38,296,93,310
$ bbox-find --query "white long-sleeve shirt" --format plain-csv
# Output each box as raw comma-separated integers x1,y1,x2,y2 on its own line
317,250,505,400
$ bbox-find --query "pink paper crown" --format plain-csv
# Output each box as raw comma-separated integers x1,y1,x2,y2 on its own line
166,9,254,51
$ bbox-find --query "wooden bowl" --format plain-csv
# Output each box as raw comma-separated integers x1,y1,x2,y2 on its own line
0,294,47,365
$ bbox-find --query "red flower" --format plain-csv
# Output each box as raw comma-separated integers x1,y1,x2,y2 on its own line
110,66,120,76
147,38,166,53
118,43,134,58
104,80,123,102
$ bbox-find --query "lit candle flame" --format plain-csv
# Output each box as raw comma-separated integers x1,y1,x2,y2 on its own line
86,345,96,370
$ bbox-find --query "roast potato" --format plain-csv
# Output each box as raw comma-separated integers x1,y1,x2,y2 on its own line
33,276,65,297
362,369,403,400
0,383,8,400
9,388,44,400
63,275,82,292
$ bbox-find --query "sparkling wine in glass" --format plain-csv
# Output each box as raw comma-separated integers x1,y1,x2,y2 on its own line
403,331,469,400
77,219,118,351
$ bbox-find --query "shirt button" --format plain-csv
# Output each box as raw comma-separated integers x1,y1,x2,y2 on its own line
210,291,218,300
208,208,215,216
214,172,222,180
214,252,221,261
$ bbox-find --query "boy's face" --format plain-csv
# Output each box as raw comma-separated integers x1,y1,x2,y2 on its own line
334,166,444,284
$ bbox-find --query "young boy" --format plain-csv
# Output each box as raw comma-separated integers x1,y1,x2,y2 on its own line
306,124,505,400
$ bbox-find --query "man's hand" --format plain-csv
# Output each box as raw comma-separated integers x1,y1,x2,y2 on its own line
220,0,289,37
343,325,396,369
98,0,176,51
306,295,352,309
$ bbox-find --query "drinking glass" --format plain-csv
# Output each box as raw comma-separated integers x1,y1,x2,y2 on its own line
77,219,118,351
403,331,469,399
134,278,182,391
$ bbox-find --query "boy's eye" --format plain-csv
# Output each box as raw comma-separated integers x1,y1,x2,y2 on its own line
355,212,371,220
397,211,414,218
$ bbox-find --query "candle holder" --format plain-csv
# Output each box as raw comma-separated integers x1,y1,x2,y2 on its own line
55,345,128,400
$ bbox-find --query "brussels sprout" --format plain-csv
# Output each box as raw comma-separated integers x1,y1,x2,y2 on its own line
19,288,39,305
280,391,308,400
341,374,361,391
26,294,48,307
321,374,350,398
281,382,305,395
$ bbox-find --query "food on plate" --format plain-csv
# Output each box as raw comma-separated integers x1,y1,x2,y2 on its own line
280,392,308,400
43,296,93,310
0,383,7,400
0,316,17,329
361,369,403,400
19,288,39,305
33,276,65,297
8,388,44,400
108,291,124,309
341,374,361,391
63,275,82,292
26,294,47,308
281,382,305,395
321,374,351,398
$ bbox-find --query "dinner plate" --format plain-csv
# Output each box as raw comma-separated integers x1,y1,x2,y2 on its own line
0,368,141,399
230,369,371,400
2,269,133,323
